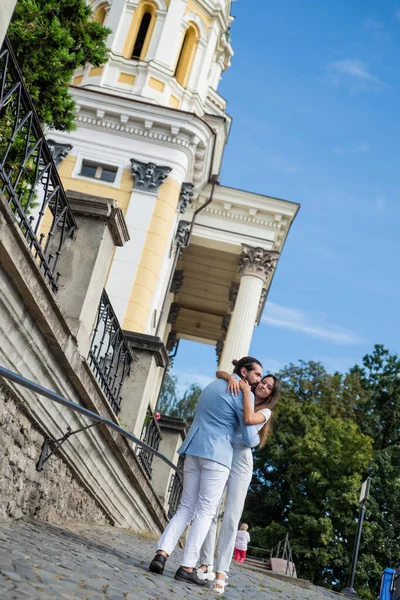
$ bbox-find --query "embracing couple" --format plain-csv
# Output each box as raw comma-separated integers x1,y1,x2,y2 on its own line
149,356,281,594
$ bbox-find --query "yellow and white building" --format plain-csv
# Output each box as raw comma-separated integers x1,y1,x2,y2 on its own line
48,0,299,437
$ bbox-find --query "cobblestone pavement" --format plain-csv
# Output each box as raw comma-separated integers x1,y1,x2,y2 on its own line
0,520,342,600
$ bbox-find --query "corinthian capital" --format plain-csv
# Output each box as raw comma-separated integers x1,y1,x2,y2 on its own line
130,158,171,193
239,245,280,281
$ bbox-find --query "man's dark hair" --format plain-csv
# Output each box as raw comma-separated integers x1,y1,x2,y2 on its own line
232,356,263,377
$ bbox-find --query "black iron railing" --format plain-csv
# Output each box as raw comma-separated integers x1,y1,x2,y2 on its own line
168,472,183,519
137,408,162,479
0,38,76,292
88,289,133,415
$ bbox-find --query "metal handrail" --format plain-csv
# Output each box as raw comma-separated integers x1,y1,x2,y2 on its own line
0,365,182,480
247,545,270,554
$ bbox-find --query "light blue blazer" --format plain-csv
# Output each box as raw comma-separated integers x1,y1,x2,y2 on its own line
177,377,259,469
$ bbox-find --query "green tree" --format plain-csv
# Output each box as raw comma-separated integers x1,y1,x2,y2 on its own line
158,375,201,422
353,346,400,598
7,0,110,131
171,383,201,422
244,361,373,593
158,373,179,416
355,345,400,450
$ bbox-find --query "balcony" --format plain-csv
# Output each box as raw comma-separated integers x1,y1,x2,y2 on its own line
0,38,76,292
137,407,162,479
168,469,184,519
88,289,133,415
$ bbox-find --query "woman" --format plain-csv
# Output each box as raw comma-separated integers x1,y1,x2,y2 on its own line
198,364,281,594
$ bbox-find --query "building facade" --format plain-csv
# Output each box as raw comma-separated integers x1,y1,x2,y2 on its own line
48,0,299,440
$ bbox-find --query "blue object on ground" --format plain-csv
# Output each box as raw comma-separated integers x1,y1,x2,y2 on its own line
380,568,395,600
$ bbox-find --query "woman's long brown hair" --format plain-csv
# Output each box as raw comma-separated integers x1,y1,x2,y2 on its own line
256,374,281,448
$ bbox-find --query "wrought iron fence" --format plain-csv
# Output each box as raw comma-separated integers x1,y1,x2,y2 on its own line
168,472,183,519
137,408,162,478
0,38,76,292
88,289,133,415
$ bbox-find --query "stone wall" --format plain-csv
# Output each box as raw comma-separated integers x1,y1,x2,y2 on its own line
0,383,109,525
0,190,169,535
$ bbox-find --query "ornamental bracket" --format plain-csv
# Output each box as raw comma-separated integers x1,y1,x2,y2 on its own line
178,183,194,214
36,421,102,472
47,139,73,167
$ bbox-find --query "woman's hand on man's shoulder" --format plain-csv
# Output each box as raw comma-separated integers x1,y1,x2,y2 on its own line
239,379,251,392
226,375,241,396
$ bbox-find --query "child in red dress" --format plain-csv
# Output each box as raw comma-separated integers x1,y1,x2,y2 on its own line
234,524,250,563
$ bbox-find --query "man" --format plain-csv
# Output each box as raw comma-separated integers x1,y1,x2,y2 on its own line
149,356,263,585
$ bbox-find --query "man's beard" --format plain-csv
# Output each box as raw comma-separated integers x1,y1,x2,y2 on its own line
243,373,257,393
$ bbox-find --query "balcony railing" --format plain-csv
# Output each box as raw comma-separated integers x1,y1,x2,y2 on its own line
168,472,183,519
0,38,76,292
137,408,162,479
88,289,133,415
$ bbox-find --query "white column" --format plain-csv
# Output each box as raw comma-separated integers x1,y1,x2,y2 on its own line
1,0,17,46
219,246,279,371
146,8,169,62
210,60,223,90
105,159,171,323
195,22,219,100
153,0,188,70
219,275,263,371
186,38,207,95
106,189,156,322
109,1,136,54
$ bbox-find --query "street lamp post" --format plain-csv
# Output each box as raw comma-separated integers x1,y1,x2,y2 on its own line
341,477,372,598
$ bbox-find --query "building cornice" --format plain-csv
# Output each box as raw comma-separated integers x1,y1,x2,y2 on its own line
205,184,301,216
189,183,299,250
76,114,195,152
70,87,223,137
184,181,300,264
66,87,224,190
193,0,232,29
193,202,284,230
123,332,168,368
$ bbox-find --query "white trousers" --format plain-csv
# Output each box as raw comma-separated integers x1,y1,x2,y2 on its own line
199,446,253,574
157,455,229,568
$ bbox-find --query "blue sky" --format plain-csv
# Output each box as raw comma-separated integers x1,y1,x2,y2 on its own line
172,0,400,393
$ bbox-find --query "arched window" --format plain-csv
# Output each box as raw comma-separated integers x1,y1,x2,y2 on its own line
132,12,152,59
123,2,157,61
93,2,108,25
175,24,198,88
